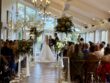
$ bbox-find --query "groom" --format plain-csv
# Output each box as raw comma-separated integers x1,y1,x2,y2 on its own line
53,33,59,60
49,35,54,49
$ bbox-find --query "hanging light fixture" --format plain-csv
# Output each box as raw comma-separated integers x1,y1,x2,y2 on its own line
32,0,51,34
32,0,51,23
32,0,51,10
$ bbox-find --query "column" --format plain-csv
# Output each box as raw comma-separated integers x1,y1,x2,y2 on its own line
0,0,2,57
108,29,110,44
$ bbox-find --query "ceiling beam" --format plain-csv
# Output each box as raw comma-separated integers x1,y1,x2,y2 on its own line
69,0,109,19
66,10,96,25
80,0,110,13
47,7,62,17
65,13,86,27
50,0,64,11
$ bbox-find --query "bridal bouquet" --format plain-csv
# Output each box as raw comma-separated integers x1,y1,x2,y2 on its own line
55,41,64,52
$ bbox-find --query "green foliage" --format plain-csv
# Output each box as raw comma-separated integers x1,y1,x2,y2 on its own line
55,16,73,34
55,41,64,52
18,40,33,54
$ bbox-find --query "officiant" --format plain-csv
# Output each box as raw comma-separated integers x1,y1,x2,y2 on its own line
49,35,54,50
54,33,59,45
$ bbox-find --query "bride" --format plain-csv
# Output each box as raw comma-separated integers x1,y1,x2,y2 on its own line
38,35,56,62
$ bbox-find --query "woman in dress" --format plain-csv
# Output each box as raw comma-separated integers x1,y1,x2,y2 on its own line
39,35,56,62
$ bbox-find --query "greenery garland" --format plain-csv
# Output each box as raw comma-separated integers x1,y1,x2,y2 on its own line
55,16,73,34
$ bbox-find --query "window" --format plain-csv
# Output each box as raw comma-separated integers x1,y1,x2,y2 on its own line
101,30,108,44
81,33,86,42
95,30,100,43
89,32,94,42
17,3,25,20
26,6,36,22
85,32,94,43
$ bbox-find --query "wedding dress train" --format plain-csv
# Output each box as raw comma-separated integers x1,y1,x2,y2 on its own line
39,37,56,62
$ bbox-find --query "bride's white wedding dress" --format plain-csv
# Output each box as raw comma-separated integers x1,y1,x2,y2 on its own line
39,38,56,62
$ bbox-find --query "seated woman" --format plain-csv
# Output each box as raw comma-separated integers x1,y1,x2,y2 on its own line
104,43,110,55
93,44,104,59
82,43,90,60
70,44,84,82
84,44,101,82
97,48,110,82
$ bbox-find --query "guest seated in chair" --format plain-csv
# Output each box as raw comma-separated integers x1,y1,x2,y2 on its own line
97,48,110,82
1,41,15,81
85,44,101,83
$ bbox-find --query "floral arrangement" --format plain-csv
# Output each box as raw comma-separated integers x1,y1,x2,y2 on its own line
18,40,33,54
30,27,43,37
55,41,64,52
30,27,37,35
55,16,73,34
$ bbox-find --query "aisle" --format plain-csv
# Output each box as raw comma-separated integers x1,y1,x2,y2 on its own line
20,63,59,83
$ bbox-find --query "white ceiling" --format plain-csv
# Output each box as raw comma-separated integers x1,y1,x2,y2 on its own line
24,0,110,31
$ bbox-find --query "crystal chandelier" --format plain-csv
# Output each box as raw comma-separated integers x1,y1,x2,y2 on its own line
32,0,51,11
32,0,51,22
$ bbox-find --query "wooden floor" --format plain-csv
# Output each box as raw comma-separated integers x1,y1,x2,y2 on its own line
20,63,59,83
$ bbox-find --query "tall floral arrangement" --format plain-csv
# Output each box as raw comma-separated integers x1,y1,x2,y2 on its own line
30,27,43,37
55,16,73,34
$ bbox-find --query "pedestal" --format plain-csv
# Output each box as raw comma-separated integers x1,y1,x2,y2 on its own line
17,56,21,77
26,54,30,77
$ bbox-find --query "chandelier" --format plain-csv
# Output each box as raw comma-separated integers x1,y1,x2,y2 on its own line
32,0,51,22
32,0,51,11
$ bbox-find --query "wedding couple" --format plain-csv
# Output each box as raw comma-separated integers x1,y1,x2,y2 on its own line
38,34,59,62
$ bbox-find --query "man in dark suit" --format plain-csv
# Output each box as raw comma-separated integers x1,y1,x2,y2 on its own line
54,33,59,60
54,33,59,46
49,35,54,49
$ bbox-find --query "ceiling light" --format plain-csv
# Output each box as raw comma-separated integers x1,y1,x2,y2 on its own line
92,18,96,20
108,11,110,13
32,0,51,9
103,19,108,23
